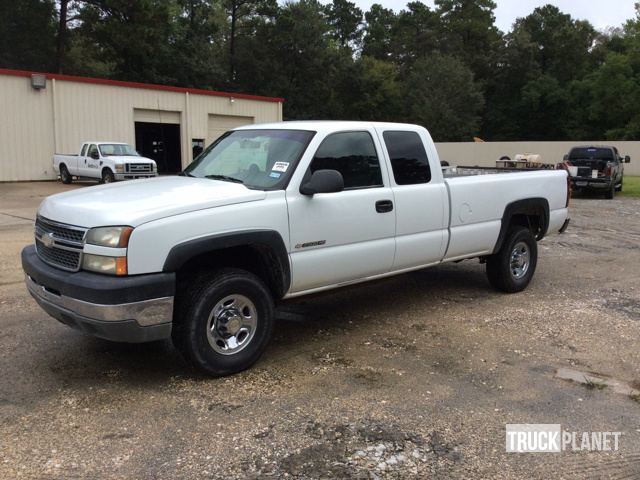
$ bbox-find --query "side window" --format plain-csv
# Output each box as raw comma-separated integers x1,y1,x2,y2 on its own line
80,144,87,156
383,131,431,185
88,144,98,158
309,131,382,189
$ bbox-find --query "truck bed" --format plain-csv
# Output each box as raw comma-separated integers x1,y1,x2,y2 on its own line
441,168,569,261
442,165,558,178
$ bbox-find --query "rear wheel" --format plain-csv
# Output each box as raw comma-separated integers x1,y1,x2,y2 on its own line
615,179,623,192
172,269,274,376
605,182,615,199
486,227,538,293
60,165,72,184
101,168,115,184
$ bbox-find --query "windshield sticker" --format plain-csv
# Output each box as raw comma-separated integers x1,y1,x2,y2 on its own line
269,172,282,179
272,162,289,172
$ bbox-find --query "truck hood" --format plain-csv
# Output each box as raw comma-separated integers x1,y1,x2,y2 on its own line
106,155,156,164
38,176,266,228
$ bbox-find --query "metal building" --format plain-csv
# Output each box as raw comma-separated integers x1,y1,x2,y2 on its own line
0,68,283,182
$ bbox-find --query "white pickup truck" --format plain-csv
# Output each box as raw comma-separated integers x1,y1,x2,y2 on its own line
53,142,157,184
23,122,570,376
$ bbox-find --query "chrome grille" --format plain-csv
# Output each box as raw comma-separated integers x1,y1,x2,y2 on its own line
36,239,82,271
34,216,86,271
35,216,86,243
125,163,152,173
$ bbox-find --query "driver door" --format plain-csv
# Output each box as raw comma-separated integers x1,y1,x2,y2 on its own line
84,144,100,177
286,130,396,293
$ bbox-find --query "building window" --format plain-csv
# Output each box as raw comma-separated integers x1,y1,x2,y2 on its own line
383,131,431,185
309,131,382,189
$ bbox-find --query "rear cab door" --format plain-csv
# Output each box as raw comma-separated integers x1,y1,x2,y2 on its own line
375,125,449,269
286,126,396,293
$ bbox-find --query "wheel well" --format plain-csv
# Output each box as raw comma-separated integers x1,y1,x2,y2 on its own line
102,167,113,175
175,244,287,299
492,198,549,254
510,213,542,236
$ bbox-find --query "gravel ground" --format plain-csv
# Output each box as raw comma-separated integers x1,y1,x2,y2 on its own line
1,181,639,479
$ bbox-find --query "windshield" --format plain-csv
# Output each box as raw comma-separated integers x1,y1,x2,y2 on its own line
99,144,140,156
184,129,315,190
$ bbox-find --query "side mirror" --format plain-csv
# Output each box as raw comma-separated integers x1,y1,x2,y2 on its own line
91,151,99,160
300,169,344,195
625,155,630,163
563,154,569,161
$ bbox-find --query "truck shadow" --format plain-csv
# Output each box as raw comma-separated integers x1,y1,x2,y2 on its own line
34,262,489,387
270,263,490,350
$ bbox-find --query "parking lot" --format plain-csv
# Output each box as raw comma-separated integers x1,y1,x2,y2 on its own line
1,181,639,478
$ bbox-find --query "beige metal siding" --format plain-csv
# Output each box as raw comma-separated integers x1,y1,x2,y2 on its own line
0,72,283,181
206,114,254,145
0,75,56,181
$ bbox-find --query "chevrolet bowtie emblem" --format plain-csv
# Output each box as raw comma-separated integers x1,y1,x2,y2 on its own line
41,232,55,248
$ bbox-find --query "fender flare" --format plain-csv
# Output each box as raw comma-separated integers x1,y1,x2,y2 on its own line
492,198,549,254
162,229,291,297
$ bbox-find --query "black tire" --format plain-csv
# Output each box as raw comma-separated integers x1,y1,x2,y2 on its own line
615,179,623,192
605,182,615,199
172,268,274,377
60,164,72,184
486,226,538,293
101,168,115,184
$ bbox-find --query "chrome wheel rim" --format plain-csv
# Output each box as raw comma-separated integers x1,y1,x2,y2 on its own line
207,294,257,355
510,241,530,279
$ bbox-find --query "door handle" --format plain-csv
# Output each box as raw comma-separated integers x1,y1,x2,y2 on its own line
375,200,393,213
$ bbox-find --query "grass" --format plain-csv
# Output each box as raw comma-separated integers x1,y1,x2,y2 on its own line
584,377,607,390
630,393,640,404
621,176,640,197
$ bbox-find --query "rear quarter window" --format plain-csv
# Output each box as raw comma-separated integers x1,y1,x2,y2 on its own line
383,131,431,185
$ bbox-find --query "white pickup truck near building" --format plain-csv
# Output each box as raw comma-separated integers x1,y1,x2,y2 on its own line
23,122,570,376
53,142,157,184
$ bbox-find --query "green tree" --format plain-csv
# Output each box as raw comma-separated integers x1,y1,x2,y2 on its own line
325,0,363,50
362,4,396,60
402,54,484,141
435,0,501,80
389,2,440,67
0,0,57,71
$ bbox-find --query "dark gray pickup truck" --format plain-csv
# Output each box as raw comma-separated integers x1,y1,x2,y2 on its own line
564,146,630,199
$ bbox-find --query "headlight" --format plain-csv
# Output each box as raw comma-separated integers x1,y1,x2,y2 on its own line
152,163,157,172
86,226,133,248
82,254,127,275
115,164,125,173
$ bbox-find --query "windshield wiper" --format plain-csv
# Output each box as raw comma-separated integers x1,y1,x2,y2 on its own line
204,174,244,184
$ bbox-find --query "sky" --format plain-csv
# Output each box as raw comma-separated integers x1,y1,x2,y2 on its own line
343,0,638,32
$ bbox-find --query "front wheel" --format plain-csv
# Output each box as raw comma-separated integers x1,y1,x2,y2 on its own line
101,168,115,184
172,269,275,376
486,227,538,293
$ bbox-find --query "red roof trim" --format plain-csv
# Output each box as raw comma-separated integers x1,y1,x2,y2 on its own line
0,68,284,103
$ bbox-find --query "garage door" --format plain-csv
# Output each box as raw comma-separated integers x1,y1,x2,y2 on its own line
207,114,254,146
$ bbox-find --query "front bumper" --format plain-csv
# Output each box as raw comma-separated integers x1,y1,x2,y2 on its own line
22,245,175,343
115,173,158,181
